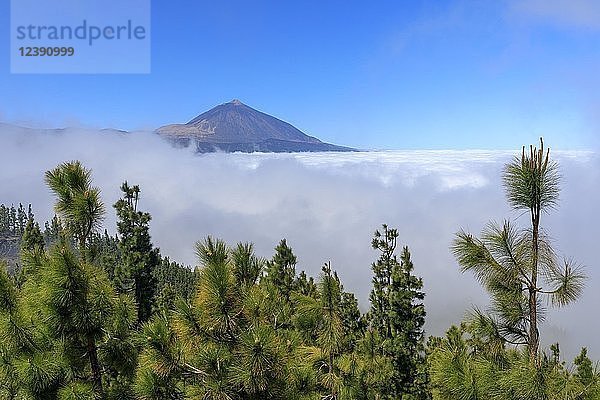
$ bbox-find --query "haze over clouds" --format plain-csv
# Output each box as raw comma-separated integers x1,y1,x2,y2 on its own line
1,127,598,360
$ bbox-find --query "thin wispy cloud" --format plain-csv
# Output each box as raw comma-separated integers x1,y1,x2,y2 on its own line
511,0,600,30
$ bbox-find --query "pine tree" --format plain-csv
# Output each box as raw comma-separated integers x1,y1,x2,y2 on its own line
136,236,318,399
89,229,121,281
7,242,120,398
295,270,318,298
153,256,197,303
264,239,297,302
339,290,363,352
114,182,159,324
20,216,44,254
15,204,27,236
572,347,598,399
368,225,428,399
45,161,105,260
452,138,585,364
296,263,341,398
428,322,600,400
43,214,63,246
0,204,23,266
231,242,264,287
389,247,427,398
16,216,45,285
369,225,396,340
0,204,9,233
9,206,17,234
193,236,241,344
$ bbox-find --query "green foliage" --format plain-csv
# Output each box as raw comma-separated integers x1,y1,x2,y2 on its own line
0,262,17,313
0,203,35,272
135,316,184,400
432,139,594,399
0,242,138,399
503,139,560,213
43,214,64,247
295,270,318,298
114,182,159,324
1,157,595,399
45,161,105,257
453,139,585,363
263,239,297,302
368,224,428,398
231,324,287,397
231,242,264,287
41,245,113,339
136,236,402,400
194,236,242,343
57,381,96,400
89,230,121,281
20,215,44,254
153,257,198,304
338,290,362,352
299,263,347,399
429,324,600,400
0,203,31,237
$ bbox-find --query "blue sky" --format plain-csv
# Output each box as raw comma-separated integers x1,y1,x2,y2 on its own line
1,0,599,149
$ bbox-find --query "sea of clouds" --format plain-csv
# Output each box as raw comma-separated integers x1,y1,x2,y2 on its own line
1,126,598,360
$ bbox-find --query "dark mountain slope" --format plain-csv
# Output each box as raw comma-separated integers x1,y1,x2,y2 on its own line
156,99,356,153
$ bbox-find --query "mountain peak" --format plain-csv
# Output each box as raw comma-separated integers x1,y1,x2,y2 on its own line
155,100,356,153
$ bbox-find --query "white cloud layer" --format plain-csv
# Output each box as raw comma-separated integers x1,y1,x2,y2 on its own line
1,126,598,360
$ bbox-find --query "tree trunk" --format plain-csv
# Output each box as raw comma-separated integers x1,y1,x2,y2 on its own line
79,236,87,263
87,335,104,397
528,287,539,363
528,211,540,364
135,274,140,323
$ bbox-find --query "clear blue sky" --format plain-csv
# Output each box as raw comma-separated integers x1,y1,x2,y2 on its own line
1,0,599,149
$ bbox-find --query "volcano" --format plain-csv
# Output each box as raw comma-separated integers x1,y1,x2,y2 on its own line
156,99,356,153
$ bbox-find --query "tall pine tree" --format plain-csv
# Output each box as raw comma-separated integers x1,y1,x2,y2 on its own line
368,225,427,399
114,182,159,324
